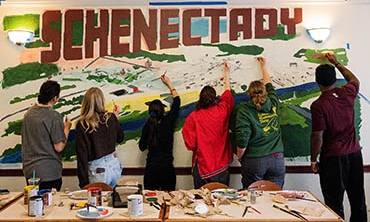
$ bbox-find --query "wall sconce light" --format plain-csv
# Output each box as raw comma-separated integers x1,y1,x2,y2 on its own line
306,28,331,44
7,30,34,46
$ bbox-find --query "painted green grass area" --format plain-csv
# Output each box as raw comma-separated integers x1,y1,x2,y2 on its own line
280,105,308,128
0,144,21,158
10,93,39,104
25,39,50,48
294,48,349,66
1,120,22,137
3,14,40,35
279,98,312,158
202,43,264,56
61,141,77,162
2,62,59,88
87,74,125,84
10,85,77,104
87,68,146,85
54,96,84,111
257,24,298,41
62,78,82,82
114,50,186,63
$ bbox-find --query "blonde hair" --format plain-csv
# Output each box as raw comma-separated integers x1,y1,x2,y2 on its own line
248,80,267,111
78,87,110,133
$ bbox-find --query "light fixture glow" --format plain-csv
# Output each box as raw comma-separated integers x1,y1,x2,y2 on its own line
8,30,34,45
306,28,331,44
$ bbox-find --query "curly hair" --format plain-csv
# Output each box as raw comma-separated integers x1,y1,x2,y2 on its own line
248,80,267,111
195,85,217,111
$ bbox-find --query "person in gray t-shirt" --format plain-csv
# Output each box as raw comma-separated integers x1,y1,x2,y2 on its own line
22,80,71,191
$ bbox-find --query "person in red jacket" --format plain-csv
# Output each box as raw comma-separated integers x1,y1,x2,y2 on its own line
182,62,235,189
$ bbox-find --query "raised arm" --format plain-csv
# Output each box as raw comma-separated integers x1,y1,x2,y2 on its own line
325,52,359,85
161,72,179,98
54,116,71,153
256,57,271,85
223,61,231,91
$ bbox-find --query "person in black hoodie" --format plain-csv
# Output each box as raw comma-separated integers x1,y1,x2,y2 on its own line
139,74,180,191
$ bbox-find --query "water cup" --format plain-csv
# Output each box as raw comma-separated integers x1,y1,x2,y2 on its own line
28,178,40,186
127,194,143,217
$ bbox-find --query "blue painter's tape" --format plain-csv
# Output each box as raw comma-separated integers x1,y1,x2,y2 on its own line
346,43,350,49
149,1,228,6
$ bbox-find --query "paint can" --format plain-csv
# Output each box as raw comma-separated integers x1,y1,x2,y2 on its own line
127,194,143,217
24,185,39,205
38,189,52,206
88,187,102,206
28,195,44,216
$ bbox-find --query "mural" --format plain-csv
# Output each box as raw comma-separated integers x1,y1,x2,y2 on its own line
0,4,364,169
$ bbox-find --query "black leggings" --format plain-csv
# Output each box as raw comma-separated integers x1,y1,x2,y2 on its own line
144,164,176,191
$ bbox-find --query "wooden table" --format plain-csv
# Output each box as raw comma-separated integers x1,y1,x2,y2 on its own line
164,191,343,222
0,192,23,212
0,190,343,222
0,192,162,221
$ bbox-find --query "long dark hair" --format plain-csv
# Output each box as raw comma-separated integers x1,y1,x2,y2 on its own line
143,99,165,150
195,85,216,111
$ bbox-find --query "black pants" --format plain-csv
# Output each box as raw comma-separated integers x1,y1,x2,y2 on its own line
144,164,176,191
319,150,367,222
26,178,62,191
192,161,230,189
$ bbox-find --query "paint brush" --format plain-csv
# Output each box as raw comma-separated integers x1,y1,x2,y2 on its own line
273,205,307,221
250,206,261,214
296,197,317,202
151,71,167,81
242,206,249,217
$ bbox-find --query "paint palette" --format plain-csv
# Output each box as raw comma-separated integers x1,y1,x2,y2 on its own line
76,207,113,219
211,188,243,200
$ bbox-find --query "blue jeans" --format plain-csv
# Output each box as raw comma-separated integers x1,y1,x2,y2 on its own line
88,153,122,188
240,152,285,189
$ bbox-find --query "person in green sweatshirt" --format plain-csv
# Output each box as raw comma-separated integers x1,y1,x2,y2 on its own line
234,57,285,189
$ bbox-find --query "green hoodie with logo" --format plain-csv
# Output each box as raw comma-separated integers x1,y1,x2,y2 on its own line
233,83,284,158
